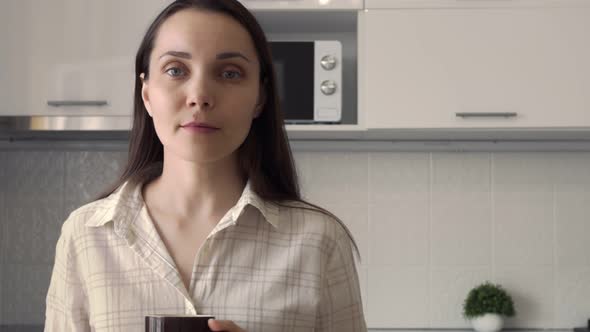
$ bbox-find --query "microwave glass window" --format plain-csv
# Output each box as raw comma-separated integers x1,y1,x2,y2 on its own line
269,42,314,122
273,60,285,104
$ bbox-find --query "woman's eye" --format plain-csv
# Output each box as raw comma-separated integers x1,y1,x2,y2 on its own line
221,70,242,80
165,67,185,77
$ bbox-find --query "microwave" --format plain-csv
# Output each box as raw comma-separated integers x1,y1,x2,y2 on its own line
269,41,342,124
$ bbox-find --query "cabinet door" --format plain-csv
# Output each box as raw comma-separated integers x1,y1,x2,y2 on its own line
0,0,166,116
363,7,590,129
366,0,590,9
0,3,21,116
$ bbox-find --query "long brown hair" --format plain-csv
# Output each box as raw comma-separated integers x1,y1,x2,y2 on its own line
98,0,360,260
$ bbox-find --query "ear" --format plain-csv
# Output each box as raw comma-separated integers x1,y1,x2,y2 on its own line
253,81,267,119
140,73,153,117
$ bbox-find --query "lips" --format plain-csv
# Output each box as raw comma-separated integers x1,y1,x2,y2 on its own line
181,121,219,129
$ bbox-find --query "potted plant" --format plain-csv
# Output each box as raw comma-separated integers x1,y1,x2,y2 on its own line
462,281,516,332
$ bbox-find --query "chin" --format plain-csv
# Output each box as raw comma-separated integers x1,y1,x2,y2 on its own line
177,148,237,165
162,135,243,165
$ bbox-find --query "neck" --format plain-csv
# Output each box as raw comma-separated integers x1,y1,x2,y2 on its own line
143,150,246,225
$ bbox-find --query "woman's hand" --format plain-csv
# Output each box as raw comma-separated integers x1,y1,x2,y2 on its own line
208,319,246,332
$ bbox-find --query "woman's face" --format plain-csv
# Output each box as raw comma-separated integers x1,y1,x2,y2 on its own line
141,9,264,164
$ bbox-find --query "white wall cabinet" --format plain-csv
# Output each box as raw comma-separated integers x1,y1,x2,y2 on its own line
366,0,590,9
0,0,166,116
363,5,590,130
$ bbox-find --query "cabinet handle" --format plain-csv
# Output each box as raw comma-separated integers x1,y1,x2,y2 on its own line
456,112,517,118
47,100,108,107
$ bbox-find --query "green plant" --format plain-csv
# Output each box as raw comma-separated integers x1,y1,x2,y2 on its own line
462,281,516,319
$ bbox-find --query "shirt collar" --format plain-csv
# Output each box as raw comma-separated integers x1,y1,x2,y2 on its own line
84,179,280,232
233,181,280,229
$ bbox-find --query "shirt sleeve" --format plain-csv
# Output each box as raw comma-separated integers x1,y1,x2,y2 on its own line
316,230,368,332
45,220,91,332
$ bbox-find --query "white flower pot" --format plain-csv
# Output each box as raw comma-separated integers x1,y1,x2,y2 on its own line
471,313,504,332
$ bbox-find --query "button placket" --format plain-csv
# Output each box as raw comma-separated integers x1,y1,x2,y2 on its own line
189,236,212,306
185,300,197,315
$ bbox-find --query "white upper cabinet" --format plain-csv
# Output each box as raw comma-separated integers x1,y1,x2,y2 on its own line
366,0,590,9
239,0,362,11
363,5,590,129
0,0,166,116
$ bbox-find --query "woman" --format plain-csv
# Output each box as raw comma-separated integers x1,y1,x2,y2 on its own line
45,0,366,331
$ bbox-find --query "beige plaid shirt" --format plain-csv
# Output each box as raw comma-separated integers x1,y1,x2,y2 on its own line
45,179,366,332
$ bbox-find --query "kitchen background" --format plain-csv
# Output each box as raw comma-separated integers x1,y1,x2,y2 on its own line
0,144,589,329
2,0,590,331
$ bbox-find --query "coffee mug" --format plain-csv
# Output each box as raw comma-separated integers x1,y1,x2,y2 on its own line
145,314,215,332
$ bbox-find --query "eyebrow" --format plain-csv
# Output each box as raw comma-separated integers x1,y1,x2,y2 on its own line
217,51,251,62
159,50,251,62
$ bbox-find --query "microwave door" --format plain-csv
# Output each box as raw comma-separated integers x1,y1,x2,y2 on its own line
270,42,315,124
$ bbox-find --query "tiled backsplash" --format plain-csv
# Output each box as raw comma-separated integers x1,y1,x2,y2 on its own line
0,147,589,328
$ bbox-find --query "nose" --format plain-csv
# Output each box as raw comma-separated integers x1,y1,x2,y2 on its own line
186,75,215,111
188,95,213,110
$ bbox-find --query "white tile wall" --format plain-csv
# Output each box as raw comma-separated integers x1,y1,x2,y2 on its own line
494,192,554,266
431,153,491,267
369,202,428,266
297,151,368,210
555,192,590,266
368,153,430,267
1,149,589,328
555,267,590,327
367,266,429,328
368,153,430,202
494,266,555,328
429,267,492,328
294,151,590,329
329,203,368,265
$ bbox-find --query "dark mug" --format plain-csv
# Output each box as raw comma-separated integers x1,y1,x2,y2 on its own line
145,314,215,332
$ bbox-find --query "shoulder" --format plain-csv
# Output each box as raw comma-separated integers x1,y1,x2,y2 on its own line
277,200,361,263
278,200,351,243
59,197,115,242
61,179,138,235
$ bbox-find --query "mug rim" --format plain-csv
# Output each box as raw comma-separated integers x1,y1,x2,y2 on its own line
146,314,215,318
